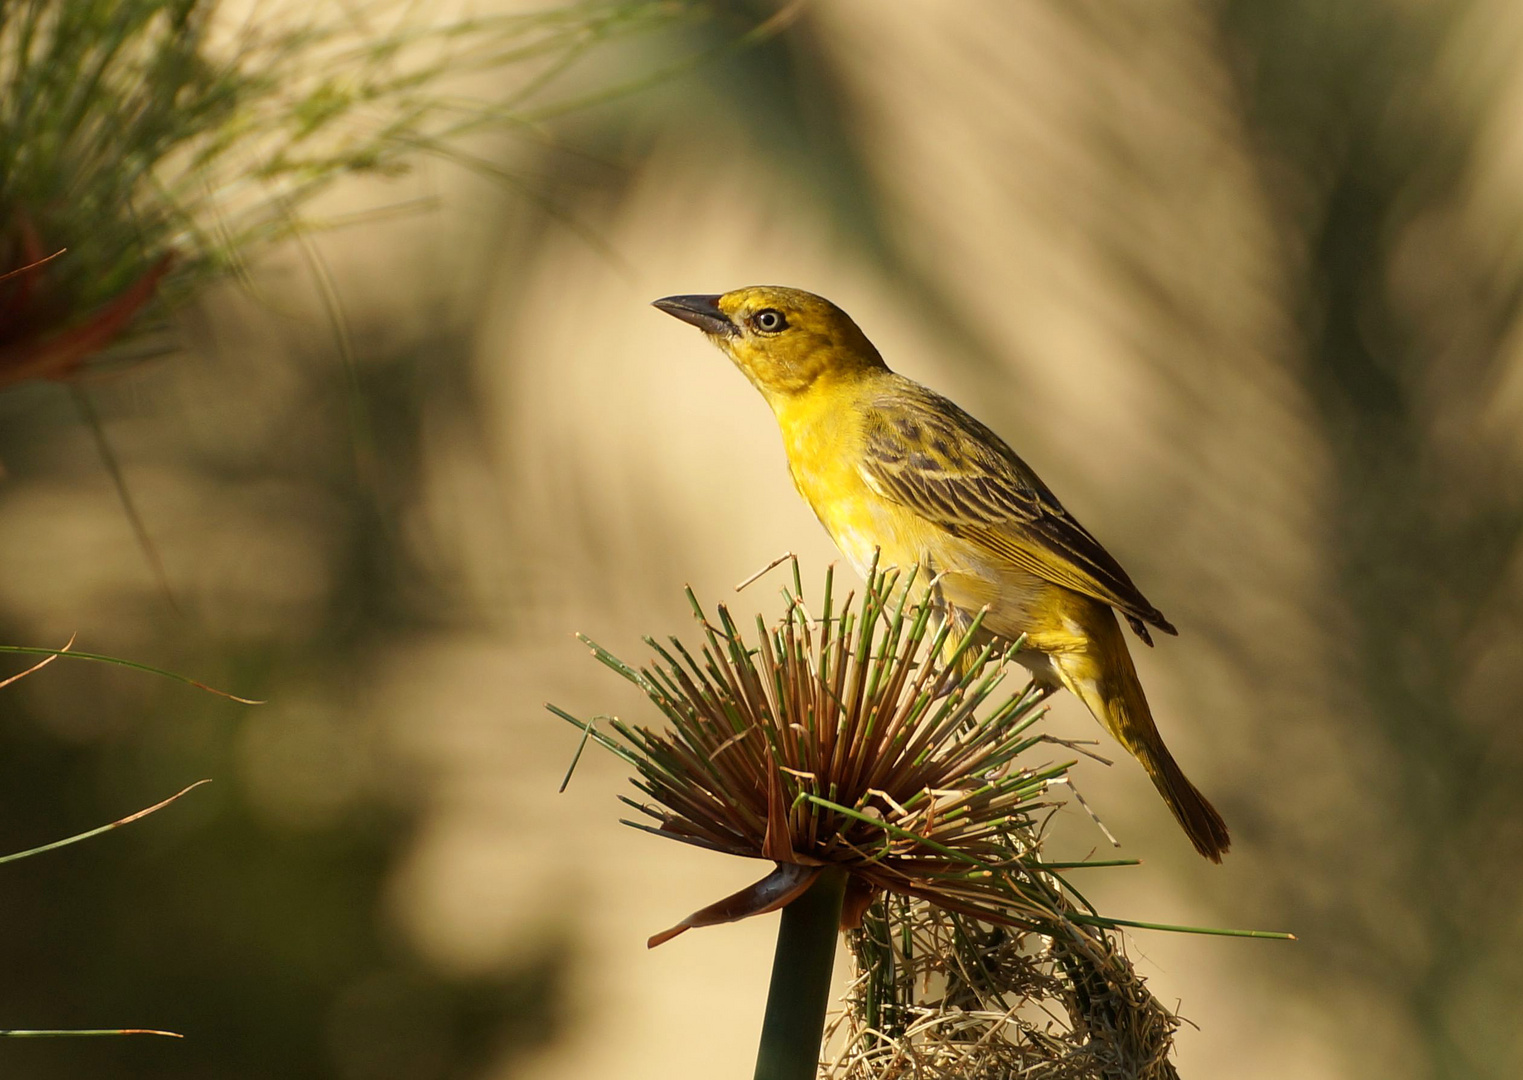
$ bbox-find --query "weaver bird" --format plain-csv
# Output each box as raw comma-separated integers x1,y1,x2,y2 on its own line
653,286,1230,861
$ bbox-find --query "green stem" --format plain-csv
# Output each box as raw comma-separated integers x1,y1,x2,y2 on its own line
753,867,847,1080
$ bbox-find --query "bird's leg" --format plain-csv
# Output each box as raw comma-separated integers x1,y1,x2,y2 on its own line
929,594,971,700
932,661,962,700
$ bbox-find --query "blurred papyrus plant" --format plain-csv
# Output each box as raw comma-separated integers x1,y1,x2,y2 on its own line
0,0,690,387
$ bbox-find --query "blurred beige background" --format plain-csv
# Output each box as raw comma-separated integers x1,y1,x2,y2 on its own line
3,1,1522,1078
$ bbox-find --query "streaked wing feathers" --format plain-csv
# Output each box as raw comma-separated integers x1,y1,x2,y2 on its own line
859,387,1176,640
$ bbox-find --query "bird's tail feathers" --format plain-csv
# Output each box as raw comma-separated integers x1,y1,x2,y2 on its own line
1055,637,1230,862
1132,725,1231,862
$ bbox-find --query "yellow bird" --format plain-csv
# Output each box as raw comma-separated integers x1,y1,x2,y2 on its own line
654,286,1230,861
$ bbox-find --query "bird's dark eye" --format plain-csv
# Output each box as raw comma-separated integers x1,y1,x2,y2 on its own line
751,308,788,333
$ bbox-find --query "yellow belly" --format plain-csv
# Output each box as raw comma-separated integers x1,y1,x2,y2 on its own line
772,383,1085,664
775,399,1049,637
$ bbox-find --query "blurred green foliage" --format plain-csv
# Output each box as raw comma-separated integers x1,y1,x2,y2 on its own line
1221,4,1523,1077
0,325,568,1077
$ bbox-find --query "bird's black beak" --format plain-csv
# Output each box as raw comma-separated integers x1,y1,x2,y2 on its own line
652,294,737,338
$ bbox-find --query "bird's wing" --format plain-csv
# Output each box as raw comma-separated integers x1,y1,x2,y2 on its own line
858,387,1176,641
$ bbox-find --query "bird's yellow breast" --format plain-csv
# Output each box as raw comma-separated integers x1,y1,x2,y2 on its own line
773,380,975,585
770,374,1056,643
773,377,900,575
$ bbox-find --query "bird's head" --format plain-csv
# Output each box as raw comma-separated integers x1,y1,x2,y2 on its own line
653,286,885,401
